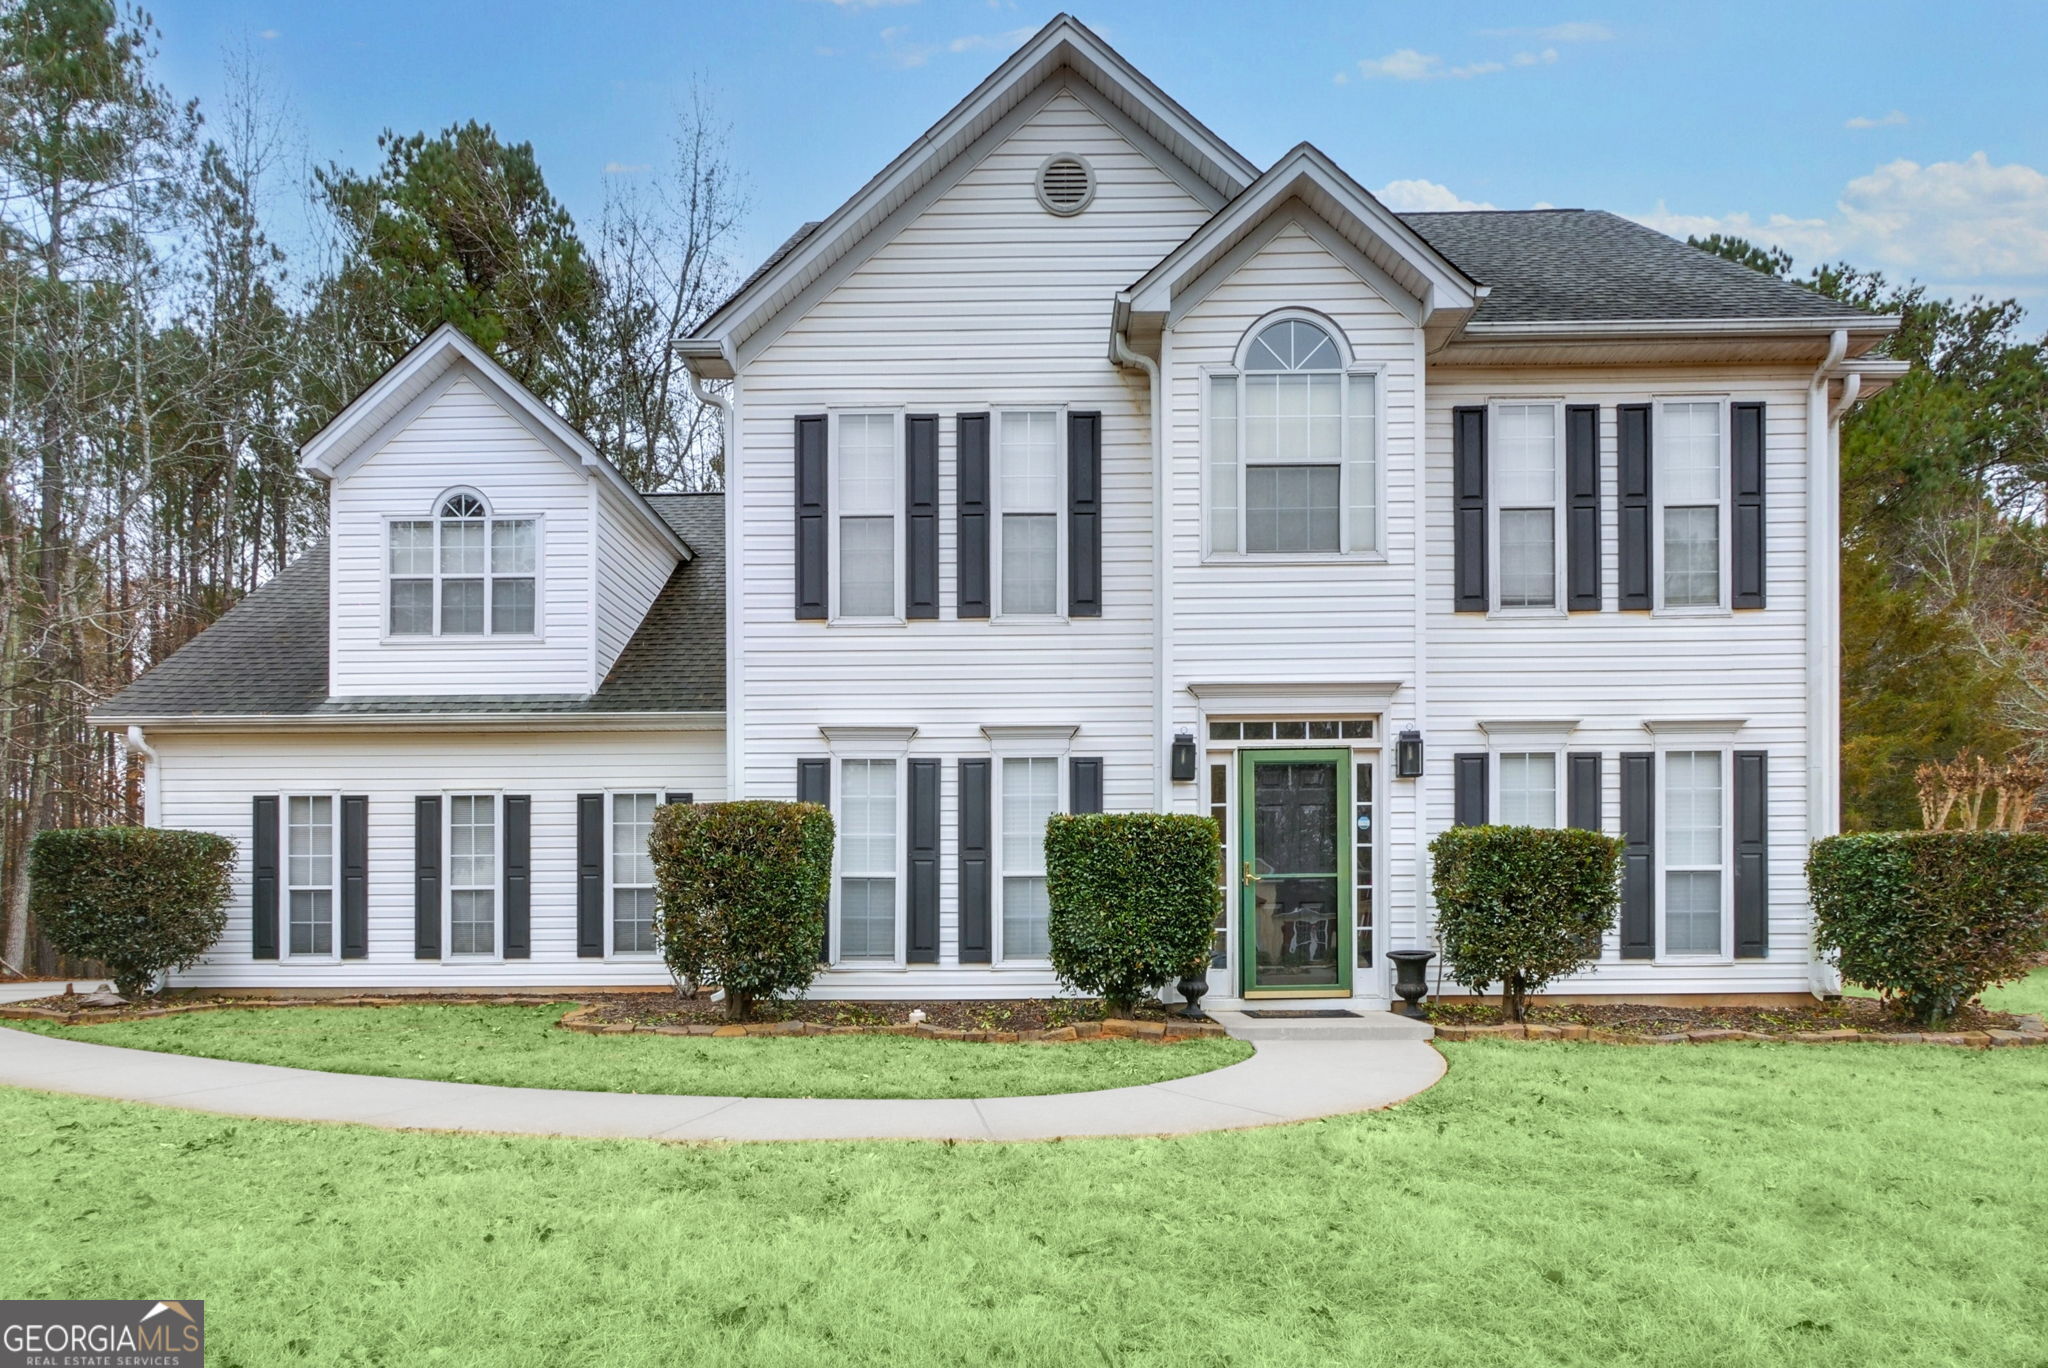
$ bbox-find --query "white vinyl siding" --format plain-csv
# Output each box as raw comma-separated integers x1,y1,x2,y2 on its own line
1496,753,1558,828
834,412,899,620
1663,751,1726,956
1657,401,1726,609
447,794,497,957
998,757,1060,961
1491,402,1562,611
837,759,900,962
610,793,658,956
285,796,337,957
996,410,1062,616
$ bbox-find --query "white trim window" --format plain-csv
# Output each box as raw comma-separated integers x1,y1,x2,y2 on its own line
837,758,900,962
1491,402,1563,611
1662,750,1726,955
997,756,1062,962
1206,317,1379,557
610,793,659,956
284,795,337,957
995,409,1063,617
1655,401,1727,609
1496,752,1559,827
389,492,537,636
446,794,498,957
833,412,899,620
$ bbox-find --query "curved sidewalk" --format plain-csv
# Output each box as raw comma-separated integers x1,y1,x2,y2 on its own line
0,1025,1444,1143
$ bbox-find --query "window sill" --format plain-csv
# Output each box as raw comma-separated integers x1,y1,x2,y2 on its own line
1485,607,1568,621
989,614,1069,627
1200,553,1389,567
379,633,545,645
827,961,908,972
1651,956,1735,968
826,617,907,629
1650,606,1733,620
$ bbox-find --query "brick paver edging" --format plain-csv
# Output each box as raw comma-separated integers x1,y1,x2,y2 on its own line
1431,1014,2048,1048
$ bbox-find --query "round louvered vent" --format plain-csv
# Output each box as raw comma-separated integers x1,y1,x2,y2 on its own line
1036,155,1094,216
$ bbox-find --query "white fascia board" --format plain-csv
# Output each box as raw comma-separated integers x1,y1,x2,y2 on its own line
88,711,726,734
680,14,1256,356
1461,316,1900,340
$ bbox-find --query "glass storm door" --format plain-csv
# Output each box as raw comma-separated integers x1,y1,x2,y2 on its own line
1239,750,1352,995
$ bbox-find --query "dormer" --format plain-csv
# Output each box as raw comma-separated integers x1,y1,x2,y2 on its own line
301,326,688,698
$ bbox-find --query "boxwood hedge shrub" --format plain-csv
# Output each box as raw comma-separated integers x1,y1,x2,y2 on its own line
649,800,833,1020
1045,813,1219,1017
1809,830,2048,1025
30,827,236,999
1428,825,1623,1022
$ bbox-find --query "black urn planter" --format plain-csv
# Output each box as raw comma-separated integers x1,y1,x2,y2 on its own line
1387,949,1435,1019
1175,970,1210,1019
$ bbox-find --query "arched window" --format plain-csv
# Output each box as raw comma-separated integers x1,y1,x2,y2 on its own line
388,492,538,636
1207,317,1378,556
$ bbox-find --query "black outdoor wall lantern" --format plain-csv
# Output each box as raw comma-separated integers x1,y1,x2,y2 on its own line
1170,731,1198,783
1395,728,1424,778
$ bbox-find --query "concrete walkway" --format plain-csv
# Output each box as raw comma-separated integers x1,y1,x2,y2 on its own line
0,1015,1444,1143
0,981,105,1005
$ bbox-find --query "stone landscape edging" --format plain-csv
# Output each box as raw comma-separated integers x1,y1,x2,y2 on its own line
1430,1014,2048,1048
552,1003,1228,1044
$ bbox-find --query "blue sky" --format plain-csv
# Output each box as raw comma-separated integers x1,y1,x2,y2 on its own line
154,1,2048,324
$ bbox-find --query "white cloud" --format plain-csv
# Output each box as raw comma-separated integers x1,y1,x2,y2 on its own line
879,22,1030,68
1352,31,1577,82
257,27,279,39
1478,21,1614,42
1846,110,1909,130
1512,48,1559,67
1376,179,1498,212
1634,152,2048,284
602,162,652,174
1356,48,1442,80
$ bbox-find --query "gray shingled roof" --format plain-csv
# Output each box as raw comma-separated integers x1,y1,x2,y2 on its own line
95,494,724,721
1400,209,1864,324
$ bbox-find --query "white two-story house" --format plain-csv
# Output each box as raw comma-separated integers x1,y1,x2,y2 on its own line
96,15,1905,1008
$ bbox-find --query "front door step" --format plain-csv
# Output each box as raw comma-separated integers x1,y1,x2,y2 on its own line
1241,1009,1360,1019
1209,1008,1433,1042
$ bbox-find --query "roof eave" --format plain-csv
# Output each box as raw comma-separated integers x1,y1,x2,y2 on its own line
97,709,727,733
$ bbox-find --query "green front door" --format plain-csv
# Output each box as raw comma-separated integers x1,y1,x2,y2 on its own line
1239,749,1352,996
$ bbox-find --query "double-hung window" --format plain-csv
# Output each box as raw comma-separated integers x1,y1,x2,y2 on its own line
998,756,1061,961
1207,318,1379,557
837,759,900,961
447,794,498,957
1496,753,1559,827
1663,751,1726,955
389,493,537,636
835,413,899,619
1492,403,1563,610
995,410,1062,616
285,796,337,956
1656,401,1726,609
611,793,658,955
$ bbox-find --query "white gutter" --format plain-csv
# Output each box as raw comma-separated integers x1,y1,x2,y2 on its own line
124,726,160,826
1459,315,1897,339
93,711,726,734
689,360,744,800
1110,308,1169,812
1828,371,1862,424
1807,327,1848,997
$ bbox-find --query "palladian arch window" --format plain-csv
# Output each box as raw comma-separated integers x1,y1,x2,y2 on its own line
388,493,538,636
1206,318,1378,556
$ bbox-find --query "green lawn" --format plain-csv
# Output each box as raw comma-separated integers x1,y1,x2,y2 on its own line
1842,966,2048,1016
3,1004,1250,1100
1,1042,2042,1366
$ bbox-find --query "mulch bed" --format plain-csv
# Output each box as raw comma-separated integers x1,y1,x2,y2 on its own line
1425,995,2048,1046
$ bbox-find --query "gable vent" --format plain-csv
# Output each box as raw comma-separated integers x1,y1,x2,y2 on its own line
1036,155,1094,216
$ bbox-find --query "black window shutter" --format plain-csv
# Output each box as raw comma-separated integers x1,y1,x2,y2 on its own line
1068,410,1103,617
956,413,991,619
1731,402,1766,609
907,759,940,962
251,795,280,960
957,758,992,964
1734,750,1769,957
503,794,531,960
1566,404,1601,611
340,795,369,960
1452,406,1487,612
1566,754,1603,832
413,796,441,960
575,793,604,958
1619,752,1655,958
664,791,694,805
1617,404,1653,610
1070,757,1104,814
905,414,940,619
794,414,829,620
798,759,832,962
1452,753,1488,827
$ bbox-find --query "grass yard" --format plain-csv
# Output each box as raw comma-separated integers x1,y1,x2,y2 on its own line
3,1004,1250,1099
1842,966,2048,1017
2,1041,2043,1366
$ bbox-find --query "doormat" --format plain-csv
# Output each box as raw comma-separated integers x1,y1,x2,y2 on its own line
1241,1009,1360,1019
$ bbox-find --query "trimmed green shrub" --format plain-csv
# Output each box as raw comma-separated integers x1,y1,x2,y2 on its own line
1045,813,1219,1017
1428,825,1623,1022
30,827,235,999
1809,830,2048,1025
649,800,833,1021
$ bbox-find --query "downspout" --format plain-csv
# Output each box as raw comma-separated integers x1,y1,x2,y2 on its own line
125,726,160,827
1807,328,1848,997
689,362,743,799
1110,310,1168,812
